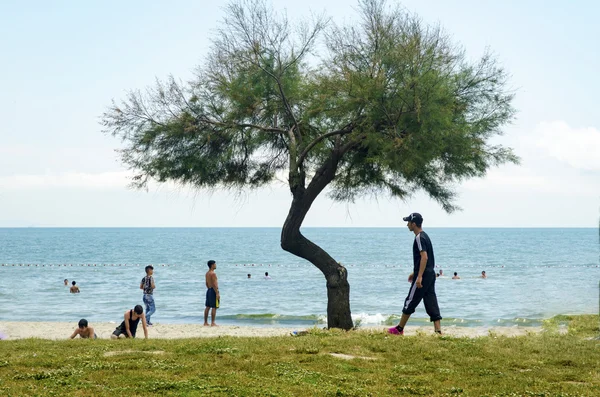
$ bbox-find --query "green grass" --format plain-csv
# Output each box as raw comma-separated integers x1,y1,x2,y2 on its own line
1,315,599,396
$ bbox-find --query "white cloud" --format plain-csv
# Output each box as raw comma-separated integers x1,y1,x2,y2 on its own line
0,171,133,190
462,120,600,196
531,121,600,170
462,166,557,192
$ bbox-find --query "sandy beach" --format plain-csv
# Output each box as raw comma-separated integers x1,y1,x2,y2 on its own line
0,321,543,340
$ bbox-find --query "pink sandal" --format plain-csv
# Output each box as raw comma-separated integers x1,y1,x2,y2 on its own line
388,326,404,335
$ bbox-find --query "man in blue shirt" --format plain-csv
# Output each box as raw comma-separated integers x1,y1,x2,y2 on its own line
389,213,442,335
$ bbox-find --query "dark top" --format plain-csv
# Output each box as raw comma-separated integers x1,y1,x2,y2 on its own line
117,310,141,337
412,231,435,275
141,275,154,295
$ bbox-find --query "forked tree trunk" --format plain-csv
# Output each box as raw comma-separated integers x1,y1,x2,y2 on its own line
280,154,353,330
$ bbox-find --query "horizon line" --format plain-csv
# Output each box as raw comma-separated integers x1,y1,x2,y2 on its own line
0,226,595,229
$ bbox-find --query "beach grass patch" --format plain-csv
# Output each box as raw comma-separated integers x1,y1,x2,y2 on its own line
0,315,599,396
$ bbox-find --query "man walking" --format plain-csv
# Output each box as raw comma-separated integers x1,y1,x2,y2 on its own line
389,213,442,335
140,265,156,326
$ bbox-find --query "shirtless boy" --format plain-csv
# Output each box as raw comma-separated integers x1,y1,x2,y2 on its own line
69,319,96,339
204,260,220,326
70,281,80,293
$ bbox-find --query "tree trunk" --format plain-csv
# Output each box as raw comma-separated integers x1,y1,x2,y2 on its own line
280,153,353,330
281,219,353,330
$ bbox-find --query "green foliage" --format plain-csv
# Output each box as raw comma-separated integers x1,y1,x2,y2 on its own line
102,0,517,211
1,316,599,396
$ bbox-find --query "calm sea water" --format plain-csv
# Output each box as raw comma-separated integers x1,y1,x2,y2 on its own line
0,228,598,328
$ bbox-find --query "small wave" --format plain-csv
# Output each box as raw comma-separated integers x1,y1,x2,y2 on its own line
215,313,547,327
219,313,326,324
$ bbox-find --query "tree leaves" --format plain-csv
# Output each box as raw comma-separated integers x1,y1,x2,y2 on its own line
102,0,517,212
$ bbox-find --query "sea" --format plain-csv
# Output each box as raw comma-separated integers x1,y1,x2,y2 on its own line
0,228,598,328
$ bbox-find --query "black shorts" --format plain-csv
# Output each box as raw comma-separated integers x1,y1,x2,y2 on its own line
402,272,442,322
112,327,135,338
205,287,218,308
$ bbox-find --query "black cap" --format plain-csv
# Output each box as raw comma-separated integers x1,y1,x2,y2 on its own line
403,213,423,223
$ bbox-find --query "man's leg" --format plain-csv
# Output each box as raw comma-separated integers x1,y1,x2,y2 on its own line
389,282,424,334
148,296,156,323
143,295,150,322
423,279,442,333
211,308,217,326
391,311,412,334
145,295,156,324
398,313,411,328
204,307,210,326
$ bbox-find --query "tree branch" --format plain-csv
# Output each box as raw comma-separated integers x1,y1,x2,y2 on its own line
297,123,355,167
287,125,298,171
338,133,367,155
208,120,287,134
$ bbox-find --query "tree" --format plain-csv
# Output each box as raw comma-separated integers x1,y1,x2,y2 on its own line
102,0,517,330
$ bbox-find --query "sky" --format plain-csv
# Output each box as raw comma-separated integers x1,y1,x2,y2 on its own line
0,0,598,227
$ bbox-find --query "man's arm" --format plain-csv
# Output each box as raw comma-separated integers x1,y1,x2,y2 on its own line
418,252,427,277
141,314,148,339
416,252,427,288
69,328,79,339
124,312,132,337
213,273,220,299
415,234,428,288
151,277,155,290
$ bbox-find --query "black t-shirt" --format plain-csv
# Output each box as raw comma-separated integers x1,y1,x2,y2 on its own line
412,231,435,274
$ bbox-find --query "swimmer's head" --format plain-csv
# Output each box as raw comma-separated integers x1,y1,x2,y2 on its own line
78,319,88,329
207,260,216,270
72,281,76,286
134,305,143,315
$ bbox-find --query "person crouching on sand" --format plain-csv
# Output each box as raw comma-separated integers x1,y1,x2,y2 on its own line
69,319,97,339
111,305,148,339
204,260,220,326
